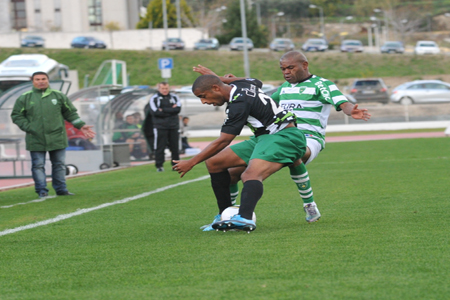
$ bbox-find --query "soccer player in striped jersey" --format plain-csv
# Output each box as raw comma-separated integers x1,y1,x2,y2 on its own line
270,50,370,222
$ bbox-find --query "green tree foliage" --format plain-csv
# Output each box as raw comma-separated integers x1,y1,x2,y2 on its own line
216,0,268,47
136,0,195,29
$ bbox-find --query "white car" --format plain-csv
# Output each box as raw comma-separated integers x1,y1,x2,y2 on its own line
301,38,328,52
390,80,450,105
414,41,440,55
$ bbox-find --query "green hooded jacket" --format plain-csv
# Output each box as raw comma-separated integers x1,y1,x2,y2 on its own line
11,87,86,151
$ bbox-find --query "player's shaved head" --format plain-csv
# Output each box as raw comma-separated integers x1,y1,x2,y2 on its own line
192,75,224,92
280,50,308,64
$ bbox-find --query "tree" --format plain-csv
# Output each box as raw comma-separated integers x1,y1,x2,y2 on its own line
216,0,268,47
136,0,195,29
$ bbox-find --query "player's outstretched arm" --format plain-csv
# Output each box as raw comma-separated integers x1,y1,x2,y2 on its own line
340,102,371,121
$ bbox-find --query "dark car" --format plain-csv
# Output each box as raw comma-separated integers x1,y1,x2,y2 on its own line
349,78,389,104
380,41,404,54
194,38,219,50
162,38,185,50
71,36,107,49
21,35,45,48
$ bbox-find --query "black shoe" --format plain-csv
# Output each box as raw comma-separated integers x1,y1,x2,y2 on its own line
57,191,75,196
38,192,49,198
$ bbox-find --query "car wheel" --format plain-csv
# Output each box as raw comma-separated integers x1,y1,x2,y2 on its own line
400,97,413,105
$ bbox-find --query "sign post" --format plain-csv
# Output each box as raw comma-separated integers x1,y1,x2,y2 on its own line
158,58,173,80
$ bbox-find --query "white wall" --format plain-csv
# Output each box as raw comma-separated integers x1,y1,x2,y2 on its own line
0,28,205,50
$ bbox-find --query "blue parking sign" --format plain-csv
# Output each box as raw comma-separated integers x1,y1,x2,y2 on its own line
158,58,173,70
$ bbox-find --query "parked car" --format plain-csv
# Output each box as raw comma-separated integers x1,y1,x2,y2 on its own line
414,40,440,55
70,36,106,49
229,37,254,51
194,38,219,50
390,80,450,105
162,38,185,50
340,39,364,52
269,38,295,51
348,78,389,104
21,35,45,48
301,38,328,52
380,41,404,54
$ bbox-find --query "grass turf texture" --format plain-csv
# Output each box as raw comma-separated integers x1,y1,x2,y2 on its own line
2,48,450,87
0,137,449,299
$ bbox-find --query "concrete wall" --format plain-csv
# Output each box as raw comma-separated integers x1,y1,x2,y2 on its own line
0,28,205,50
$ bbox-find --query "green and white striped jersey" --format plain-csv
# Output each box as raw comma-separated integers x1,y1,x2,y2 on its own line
271,75,348,149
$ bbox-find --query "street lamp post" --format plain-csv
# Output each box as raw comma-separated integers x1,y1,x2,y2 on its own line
339,16,353,41
370,16,381,50
309,4,324,38
271,11,285,40
374,8,388,43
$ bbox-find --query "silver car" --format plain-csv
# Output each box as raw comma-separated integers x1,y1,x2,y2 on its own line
340,39,364,52
229,37,254,51
269,38,295,51
390,80,450,105
301,38,328,52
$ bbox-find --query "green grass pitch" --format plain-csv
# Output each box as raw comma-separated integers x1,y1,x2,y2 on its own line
0,137,449,299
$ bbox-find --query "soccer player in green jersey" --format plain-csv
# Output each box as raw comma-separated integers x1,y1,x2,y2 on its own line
193,52,371,223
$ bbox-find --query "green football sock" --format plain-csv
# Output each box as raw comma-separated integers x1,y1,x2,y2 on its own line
289,163,314,204
230,183,239,205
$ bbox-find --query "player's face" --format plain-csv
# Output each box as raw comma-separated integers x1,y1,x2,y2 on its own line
279,57,309,84
32,74,49,90
193,87,226,106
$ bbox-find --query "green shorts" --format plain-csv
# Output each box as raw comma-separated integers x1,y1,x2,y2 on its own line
230,127,306,165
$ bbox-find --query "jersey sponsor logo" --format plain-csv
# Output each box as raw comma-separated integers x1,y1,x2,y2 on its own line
280,103,303,110
314,81,331,101
51,99,57,105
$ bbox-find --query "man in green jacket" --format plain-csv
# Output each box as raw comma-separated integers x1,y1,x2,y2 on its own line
11,71,95,198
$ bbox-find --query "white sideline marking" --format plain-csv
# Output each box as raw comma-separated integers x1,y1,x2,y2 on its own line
0,175,209,237
1,196,57,209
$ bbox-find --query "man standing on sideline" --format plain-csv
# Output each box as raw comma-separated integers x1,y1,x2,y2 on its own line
11,71,95,198
149,82,181,172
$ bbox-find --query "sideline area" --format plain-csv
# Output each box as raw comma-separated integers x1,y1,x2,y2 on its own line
1,123,447,191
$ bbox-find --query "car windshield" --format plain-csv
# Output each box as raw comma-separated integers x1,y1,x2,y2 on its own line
233,38,251,43
385,42,400,47
4,60,40,67
355,80,381,87
309,40,324,45
168,38,181,42
419,43,437,47
25,36,42,40
344,41,361,45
